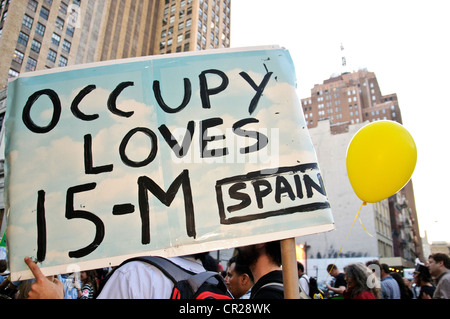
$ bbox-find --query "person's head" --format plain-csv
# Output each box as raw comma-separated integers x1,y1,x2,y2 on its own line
326,264,339,277
0,259,7,273
413,264,432,285
80,270,97,286
297,262,305,277
427,253,450,277
380,263,391,278
236,240,282,269
344,263,380,299
224,256,254,299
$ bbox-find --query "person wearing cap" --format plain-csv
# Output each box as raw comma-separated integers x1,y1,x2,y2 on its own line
413,264,435,299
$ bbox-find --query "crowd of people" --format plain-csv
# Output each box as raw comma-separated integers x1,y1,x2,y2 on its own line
1,240,449,299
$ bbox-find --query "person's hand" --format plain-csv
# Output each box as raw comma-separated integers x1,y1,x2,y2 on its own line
24,257,64,299
73,278,81,290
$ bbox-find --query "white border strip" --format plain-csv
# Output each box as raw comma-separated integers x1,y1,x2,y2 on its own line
11,222,333,281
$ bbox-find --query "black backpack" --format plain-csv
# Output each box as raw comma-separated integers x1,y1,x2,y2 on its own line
100,256,232,299
301,275,324,299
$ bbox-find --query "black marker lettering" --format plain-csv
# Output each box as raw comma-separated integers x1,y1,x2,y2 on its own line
107,81,135,118
112,203,135,215
199,69,229,109
239,71,273,114
22,89,61,134
232,118,269,154
294,174,304,199
304,173,327,198
65,183,105,258
119,127,158,167
137,170,195,245
36,190,46,262
158,121,195,158
227,182,251,213
153,78,192,113
275,176,295,203
200,117,228,158
84,134,114,174
252,179,272,209
71,85,99,121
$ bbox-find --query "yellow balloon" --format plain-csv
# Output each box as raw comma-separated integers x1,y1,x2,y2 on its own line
346,121,417,203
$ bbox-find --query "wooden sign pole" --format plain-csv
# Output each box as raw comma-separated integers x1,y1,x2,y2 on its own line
281,238,300,299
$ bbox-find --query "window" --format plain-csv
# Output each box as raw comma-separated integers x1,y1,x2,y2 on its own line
59,1,68,15
56,17,64,30
8,69,19,78
18,32,29,46
23,15,34,29
47,49,57,62
40,7,50,20
27,0,38,12
31,39,41,53
13,50,24,64
36,22,46,36
26,57,37,71
66,25,74,37
58,55,67,67
51,33,61,46
62,39,71,52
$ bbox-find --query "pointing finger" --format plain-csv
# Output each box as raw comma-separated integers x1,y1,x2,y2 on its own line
24,257,46,281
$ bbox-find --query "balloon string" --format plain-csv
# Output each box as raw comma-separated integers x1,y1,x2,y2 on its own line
358,212,373,237
326,201,367,280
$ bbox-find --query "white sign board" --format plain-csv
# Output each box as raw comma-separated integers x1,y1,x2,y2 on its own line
4,46,334,280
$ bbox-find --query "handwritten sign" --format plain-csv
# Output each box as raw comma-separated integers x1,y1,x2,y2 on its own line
4,46,334,280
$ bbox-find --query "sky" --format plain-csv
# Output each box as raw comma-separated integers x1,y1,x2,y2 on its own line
230,0,450,243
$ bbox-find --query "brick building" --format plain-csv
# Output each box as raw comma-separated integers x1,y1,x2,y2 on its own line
301,69,402,129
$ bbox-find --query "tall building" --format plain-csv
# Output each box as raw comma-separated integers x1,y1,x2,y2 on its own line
91,0,161,63
0,0,231,88
77,0,231,61
155,0,231,54
301,69,402,130
0,0,84,89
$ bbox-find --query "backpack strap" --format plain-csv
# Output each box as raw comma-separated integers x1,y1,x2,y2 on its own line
188,271,229,293
119,256,228,292
252,282,284,298
123,256,194,284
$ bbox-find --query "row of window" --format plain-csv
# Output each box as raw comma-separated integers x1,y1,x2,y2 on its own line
9,1,77,77
160,0,230,53
305,106,396,126
12,45,67,71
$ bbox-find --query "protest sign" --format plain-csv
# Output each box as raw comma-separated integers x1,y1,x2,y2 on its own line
4,46,334,280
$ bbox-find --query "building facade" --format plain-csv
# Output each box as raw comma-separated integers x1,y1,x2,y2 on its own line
0,0,84,89
155,0,231,54
0,0,231,88
301,69,402,129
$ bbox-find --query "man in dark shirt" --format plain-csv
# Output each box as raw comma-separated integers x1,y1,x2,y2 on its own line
326,264,347,297
236,240,284,299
